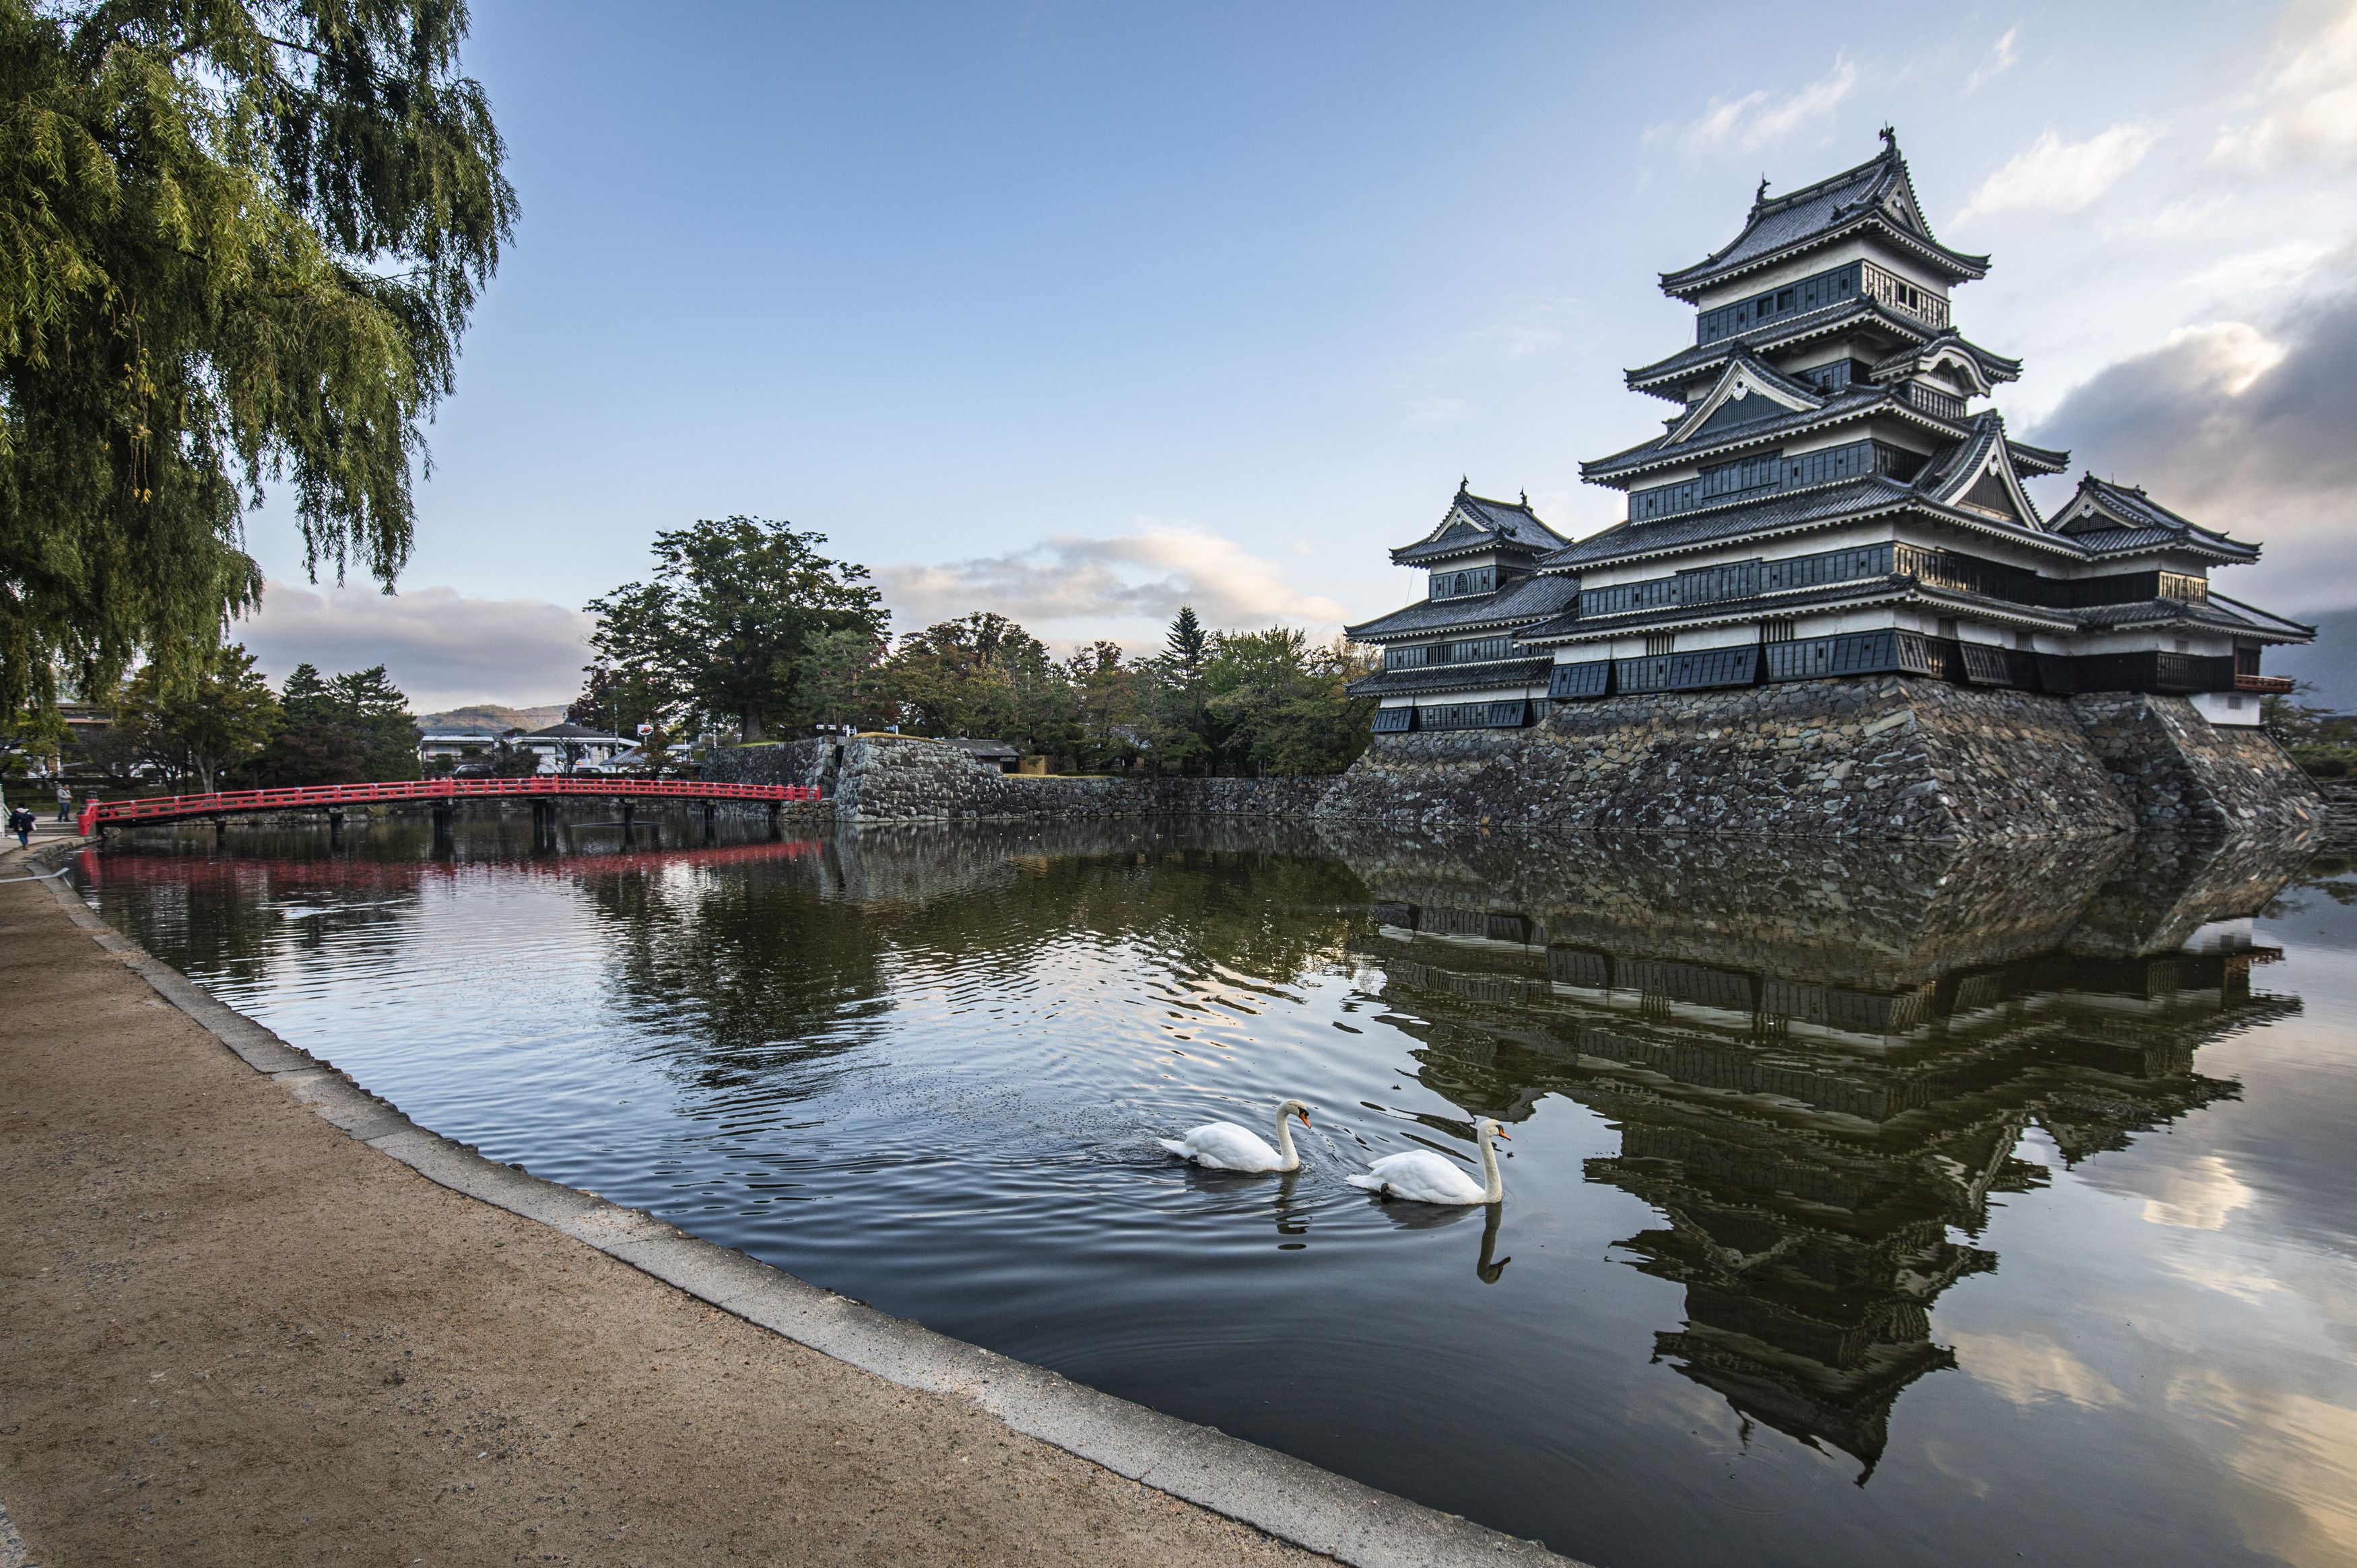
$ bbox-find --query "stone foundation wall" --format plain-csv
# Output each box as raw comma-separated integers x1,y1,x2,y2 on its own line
2067,693,2325,837
806,735,1333,824
698,686,2326,844
1314,678,2134,841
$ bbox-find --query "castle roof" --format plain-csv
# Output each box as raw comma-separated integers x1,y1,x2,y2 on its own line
1346,657,1556,700
1660,134,1989,301
1344,571,1579,642
1391,485,1570,565
1625,299,2020,400
2052,476,2259,564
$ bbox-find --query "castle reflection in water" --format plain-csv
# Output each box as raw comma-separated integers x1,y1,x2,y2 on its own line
1319,825,2311,1477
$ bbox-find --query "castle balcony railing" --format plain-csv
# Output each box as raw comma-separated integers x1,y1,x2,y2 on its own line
1859,261,1950,331
2233,673,2295,694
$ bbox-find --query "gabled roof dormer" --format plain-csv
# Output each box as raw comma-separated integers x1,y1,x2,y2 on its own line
1662,351,1826,446
2051,475,2259,564
1869,333,2019,399
1917,412,2045,527
1390,481,1569,567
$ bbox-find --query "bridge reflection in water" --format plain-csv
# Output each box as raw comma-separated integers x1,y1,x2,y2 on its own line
1319,825,2311,1479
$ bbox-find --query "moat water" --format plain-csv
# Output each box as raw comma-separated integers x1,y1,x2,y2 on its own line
72,813,2357,1568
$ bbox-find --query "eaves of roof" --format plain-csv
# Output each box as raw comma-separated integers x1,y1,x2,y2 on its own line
1538,475,2100,576
1515,576,2078,648
1662,210,1991,305
1346,658,1556,699
2078,596,2313,641
2207,591,2315,640
1343,574,1579,642
1582,388,1970,485
2070,526,2259,565
1626,301,1962,399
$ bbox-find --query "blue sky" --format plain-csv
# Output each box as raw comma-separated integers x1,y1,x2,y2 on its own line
237,0,2357,708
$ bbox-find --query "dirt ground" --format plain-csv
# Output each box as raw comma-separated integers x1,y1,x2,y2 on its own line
0,830,1323,1566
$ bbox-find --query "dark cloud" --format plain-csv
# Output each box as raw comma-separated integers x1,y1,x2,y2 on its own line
236,582,593,711
2033,283,2357,616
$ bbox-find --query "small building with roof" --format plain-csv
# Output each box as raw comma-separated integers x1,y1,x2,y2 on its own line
1346,131,2310,740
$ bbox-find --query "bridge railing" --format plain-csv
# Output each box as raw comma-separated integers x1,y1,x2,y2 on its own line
79,777,822,833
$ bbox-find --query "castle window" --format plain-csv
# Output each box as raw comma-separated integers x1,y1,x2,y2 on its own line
1429,566,1496,600
1776,289,1794,310
1645,633,1675,657
1760,619,1797,644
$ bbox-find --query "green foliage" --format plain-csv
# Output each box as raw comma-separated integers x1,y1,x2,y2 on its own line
118,642,281,790
1065,640,1142,772
0,0,513,717
1201,629,1376,776
259,659,417,783
587,518,888,742
884,612,1077,758
2264,683,2357,778
1164,605,1207,676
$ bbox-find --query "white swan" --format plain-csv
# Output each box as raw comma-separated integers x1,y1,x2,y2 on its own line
1348,1118,1509,1205
1159,1099,1313,1173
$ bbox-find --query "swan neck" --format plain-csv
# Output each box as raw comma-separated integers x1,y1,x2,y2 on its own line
1273,1109,1300,1171
1478,1125,1503,1203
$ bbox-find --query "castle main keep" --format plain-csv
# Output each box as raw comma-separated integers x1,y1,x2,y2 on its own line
1331,133,2321,842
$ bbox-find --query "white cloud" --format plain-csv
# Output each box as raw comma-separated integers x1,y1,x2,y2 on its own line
234,581,595,711
2213,1,2357,169
1649,56,1858,158
2032,289,2357,611
874,526,1349,648
2183,242,2333,296
2136,1151,2257,1231
1964,26,2020,94
1948,1330,2127,1410
1952,123,2163,226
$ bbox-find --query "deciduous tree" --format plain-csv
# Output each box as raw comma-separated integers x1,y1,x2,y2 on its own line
0,0,514,716
587,519,888,742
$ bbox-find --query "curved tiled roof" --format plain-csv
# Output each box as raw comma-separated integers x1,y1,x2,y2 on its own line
1344,572,1579,642
2053,476,2257,562
1581,387,1900,483
1539,476,1921,569
1391,486,1570,564
1659,136,1989,300
1515,576,2080,647
1346,658,1555,700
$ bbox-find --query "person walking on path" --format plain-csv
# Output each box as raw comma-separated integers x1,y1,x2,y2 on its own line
9,807,33,849
55,783,71,822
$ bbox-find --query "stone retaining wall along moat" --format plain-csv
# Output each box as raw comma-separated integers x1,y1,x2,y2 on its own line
700,681,2325,844
701,737,1331,824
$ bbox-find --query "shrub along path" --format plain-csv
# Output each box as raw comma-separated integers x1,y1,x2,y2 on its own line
0,827,1322,1567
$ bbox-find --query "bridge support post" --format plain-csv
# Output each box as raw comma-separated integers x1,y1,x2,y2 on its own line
620,800,636,847
700,801,717,844
327,807,345,849
767,801,782,841
213,817,227,847
432,802,454,850
531,799,556,850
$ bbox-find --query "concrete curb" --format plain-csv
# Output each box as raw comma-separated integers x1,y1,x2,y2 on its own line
15,838,1582,1568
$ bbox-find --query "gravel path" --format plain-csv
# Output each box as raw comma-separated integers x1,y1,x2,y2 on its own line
0,827,1327,1567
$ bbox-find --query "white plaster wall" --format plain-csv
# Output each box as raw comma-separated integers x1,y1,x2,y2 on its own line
2191,691,2264,726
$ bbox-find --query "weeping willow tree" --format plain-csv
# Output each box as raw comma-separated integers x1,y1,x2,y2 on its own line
0,0,514,716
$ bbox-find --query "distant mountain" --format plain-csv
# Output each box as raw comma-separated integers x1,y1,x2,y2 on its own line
418,703,570,734
2265,607,2357,712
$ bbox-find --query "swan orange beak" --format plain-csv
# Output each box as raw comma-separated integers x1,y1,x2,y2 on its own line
1297,1110,1313,1127
1493,1128,1511,1141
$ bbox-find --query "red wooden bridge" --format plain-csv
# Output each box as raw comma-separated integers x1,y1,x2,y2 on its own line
79,777,822,835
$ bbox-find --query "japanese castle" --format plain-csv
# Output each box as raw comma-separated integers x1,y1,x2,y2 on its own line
1347,132,2311,733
